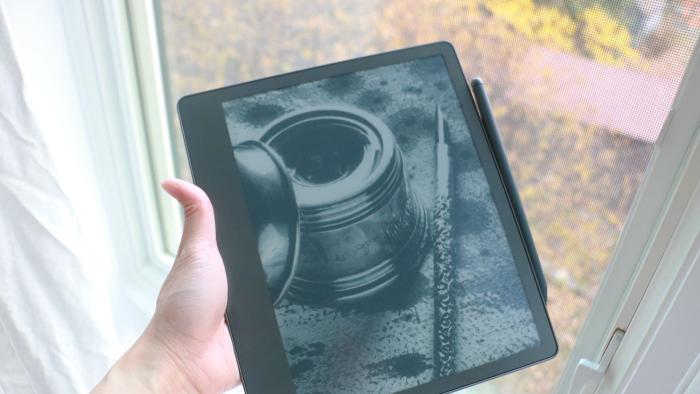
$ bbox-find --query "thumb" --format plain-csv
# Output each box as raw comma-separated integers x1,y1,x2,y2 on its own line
161,179,216,252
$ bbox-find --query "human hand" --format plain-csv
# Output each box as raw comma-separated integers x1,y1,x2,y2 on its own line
94,179,239,393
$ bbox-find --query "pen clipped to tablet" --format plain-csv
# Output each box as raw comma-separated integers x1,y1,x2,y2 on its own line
471,78,548,302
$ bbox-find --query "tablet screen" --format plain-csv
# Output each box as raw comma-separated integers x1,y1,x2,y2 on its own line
222,55,542,393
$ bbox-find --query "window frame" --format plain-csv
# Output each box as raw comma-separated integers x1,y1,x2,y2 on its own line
58,0,180,323
556,40,700,393
64,0,700,389
124,0,183,257
601,137,700,393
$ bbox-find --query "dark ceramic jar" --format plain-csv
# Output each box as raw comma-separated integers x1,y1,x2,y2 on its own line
260,105,430,303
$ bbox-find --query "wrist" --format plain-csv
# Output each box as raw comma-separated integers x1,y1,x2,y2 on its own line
93,325,196,393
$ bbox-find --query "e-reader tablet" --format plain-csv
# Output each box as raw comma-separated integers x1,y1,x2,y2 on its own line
177,42,557,394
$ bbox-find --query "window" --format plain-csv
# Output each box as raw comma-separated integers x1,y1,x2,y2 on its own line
125,0,700,391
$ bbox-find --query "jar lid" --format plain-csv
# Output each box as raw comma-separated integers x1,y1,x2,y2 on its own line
234,140,299,305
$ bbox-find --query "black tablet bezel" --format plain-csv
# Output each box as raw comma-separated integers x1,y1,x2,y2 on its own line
177,41,557,394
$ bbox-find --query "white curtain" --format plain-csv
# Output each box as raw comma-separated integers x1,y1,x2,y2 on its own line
0,6,117,393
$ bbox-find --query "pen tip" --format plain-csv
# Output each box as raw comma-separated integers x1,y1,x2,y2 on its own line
435,104,446,143
436,104,445,120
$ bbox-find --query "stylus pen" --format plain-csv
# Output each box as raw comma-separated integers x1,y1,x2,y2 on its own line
433,105,456,378
470,78,548,302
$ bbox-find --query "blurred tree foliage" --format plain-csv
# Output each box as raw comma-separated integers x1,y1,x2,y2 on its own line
481,0,641,65
484,0,577,51
160,0,382,100
554,0,634,21
579,5,640,65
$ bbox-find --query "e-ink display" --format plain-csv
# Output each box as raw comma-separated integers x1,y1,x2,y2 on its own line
222,56,540,393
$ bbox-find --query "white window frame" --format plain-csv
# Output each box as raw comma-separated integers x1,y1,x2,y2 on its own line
57,0,181,322
124,0,183,256
601,142,700,393
59,0,700,389
557,39,700,393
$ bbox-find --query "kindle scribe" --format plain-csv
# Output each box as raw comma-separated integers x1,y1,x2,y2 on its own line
177,42,557,393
